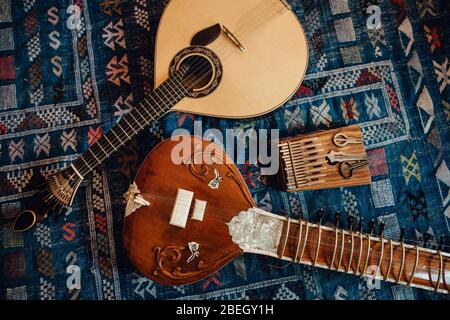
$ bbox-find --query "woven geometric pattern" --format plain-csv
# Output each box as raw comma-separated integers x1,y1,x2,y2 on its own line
0,0,449,301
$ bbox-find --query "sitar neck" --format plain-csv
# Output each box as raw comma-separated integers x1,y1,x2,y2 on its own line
71,66,189,178
229,208,450,294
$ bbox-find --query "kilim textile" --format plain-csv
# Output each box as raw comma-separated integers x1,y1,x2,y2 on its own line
1,0,450,300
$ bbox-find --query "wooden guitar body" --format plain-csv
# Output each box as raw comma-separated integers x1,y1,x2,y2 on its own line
123,136,254,285
155,0,309,118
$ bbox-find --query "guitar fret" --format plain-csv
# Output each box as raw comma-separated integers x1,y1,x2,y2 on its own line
80,155,93,171
129,110,146,129
299,222,309,262
362,235,371,275
139,101,155,120
408,246,419,286
117,123,131,140
123,117,139,135
169,75,187,94
313,224,322,266
385,240,393,281
337,230,345,271
156,86,173,106
103,135,118,151
162,81,180,101
279,218,291,259
96,141,109,158
397,242,406,283
346,231,355,273
88,149,101,164
145,96,163,116
111,128,125,145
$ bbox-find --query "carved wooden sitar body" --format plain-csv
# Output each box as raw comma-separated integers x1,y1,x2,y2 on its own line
124,136,449,294
11,0,308,232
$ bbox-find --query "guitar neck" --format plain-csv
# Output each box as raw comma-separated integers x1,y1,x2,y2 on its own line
230,208,450,294
71,67,189,178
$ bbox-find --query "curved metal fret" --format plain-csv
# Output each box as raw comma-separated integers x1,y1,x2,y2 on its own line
397,242,406,283
337,230,345,271
299,222,310,262
294,221,303,263
279,218,291,259
385,240,393,281
330,226,339,270
346,231,355,273
408,246,419,286
362,235,371,275
436,251,443,292
313,224,322,266
377,238,384,279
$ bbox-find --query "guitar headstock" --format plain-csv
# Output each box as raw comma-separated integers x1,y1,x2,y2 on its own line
13,166,82,232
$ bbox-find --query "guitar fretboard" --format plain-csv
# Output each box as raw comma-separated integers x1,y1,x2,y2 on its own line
71,66,189,178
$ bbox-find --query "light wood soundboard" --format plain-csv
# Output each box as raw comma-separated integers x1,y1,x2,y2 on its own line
278,125,371,191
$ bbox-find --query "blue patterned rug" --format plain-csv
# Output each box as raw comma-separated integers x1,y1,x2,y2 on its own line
1,0,450,300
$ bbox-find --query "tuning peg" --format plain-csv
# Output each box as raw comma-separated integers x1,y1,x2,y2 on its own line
335,211,341,228
399,227,405,242
423,232,433,247
438,235,445,252
368,219,376,235
378,222,385,237
358,217,364,232
316,208,325,224
347,214,355,231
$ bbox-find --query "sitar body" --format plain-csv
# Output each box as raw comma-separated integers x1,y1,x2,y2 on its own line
155,0,309,118
124,136,450,293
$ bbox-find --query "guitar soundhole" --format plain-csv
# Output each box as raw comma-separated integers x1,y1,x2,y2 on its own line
170,46,222,98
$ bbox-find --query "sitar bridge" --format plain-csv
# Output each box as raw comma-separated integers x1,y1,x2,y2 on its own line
169,189,207,228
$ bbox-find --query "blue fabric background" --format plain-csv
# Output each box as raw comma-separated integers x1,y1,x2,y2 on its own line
0,0,449,300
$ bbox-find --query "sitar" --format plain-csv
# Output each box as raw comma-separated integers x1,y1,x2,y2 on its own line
123,136,450,294
123,135,449,294
11,0,308,232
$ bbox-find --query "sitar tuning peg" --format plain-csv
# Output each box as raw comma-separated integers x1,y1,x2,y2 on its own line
358,217,364,232
316,208,325,224
335,211,341,228
378,222,385,237
423,232,433,247
399,227,405,242
438,235,445,252
347,214,355,231
368,219,376,235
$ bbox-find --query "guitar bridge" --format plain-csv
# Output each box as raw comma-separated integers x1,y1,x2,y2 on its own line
222,25,246,52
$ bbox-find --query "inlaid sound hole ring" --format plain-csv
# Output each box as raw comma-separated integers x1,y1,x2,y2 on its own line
169,46,223,98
